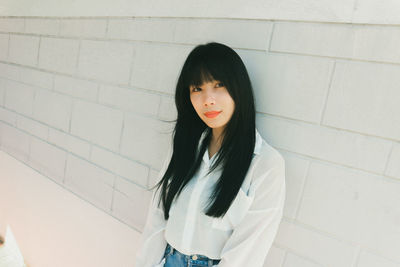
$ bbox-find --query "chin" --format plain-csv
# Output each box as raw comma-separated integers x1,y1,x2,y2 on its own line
207,123,225,129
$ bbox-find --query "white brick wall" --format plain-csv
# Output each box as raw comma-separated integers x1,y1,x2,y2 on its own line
59,18,107,38
33,88,72,132
0,33,8,60
4,79,35,116
78,39,133,84
8,34,40,66
0,14,399,267
38,37,80,74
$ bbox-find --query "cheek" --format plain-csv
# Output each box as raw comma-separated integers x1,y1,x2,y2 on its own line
190,96,201,112
218,90,233,103
223,95,235,111
189,95,196,107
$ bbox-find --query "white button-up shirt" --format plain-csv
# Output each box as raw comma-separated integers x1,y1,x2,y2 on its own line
135,128,286,267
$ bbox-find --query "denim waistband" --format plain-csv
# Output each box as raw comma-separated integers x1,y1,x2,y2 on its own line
165,243,221,266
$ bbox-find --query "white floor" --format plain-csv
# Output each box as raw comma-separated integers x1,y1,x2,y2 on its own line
0,150,141,267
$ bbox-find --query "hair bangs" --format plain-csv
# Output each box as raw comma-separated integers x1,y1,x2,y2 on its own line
185,56,230,89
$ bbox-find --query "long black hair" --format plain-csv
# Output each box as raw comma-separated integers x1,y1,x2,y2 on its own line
150,42,256,220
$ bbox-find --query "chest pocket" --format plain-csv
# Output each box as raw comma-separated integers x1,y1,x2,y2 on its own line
211,187,254,231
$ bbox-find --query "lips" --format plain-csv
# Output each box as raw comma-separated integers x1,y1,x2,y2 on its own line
204,111,222,118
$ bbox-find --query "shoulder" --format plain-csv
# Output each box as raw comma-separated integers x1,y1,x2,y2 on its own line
251,137,285,183
258,138,285,167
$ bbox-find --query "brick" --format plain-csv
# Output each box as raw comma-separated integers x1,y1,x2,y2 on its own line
114,176,143,200
206,0,354,22
38,37,79,75
64,154,114,211
70,99,123,151
0,18,24,32
257,115,391,174
0,106,17,126
297,162,400,262
158,95,177,121
19,67,53,90
357,250,400,267
24,18,59,36
240,50,334,123
0,123,30,163
4,79,35,116
147,142,173,189
0,62,20,81
16,114,48,139
271,22,400,64
275,220,356,267
29,137,67,182
8,34,40,66
54,75,98,101
385,142,400,179
0,79,4,106
148,167,161,189
279,151,309,219
271,22,355,57
48,128,91,160
130,43,191,93
111,184,151,229
107,18,174,43
91,145,148,187
98,84,159,116
353,0,400,24
77,39,133,84
120,112,173,168
33,89,72,132
0,33,8,60
323,60,400,141
59,18,107,38
270,22,358,57
351,25,400,64
283,253,323,267
174,19,272,50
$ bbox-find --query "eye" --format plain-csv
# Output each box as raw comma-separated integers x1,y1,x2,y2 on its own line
216,82,224,87
191,86,201,92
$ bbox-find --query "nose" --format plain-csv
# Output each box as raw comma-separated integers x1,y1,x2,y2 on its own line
204,95,215,106
203,87,216,106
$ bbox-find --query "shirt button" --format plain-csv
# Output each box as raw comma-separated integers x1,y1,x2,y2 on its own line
192,255,198,260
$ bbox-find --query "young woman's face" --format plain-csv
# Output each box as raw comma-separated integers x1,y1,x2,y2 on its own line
189,80,235,131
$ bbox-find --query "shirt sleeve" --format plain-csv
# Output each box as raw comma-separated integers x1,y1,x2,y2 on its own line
135,144,173,267
214,155,286,267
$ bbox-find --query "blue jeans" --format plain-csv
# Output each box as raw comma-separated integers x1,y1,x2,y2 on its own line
163,243,221,267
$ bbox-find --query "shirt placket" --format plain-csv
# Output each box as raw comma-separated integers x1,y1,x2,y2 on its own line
181,154,211,250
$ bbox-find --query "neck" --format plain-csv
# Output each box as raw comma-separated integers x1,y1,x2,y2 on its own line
211,127,224,147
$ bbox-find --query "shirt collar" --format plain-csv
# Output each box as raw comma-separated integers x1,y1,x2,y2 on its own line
200,128,263,167
254,129,262,155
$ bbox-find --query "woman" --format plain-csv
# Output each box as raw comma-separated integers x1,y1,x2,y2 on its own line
135,42,286,267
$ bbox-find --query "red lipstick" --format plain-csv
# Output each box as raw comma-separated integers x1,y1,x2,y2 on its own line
204,111,222,118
